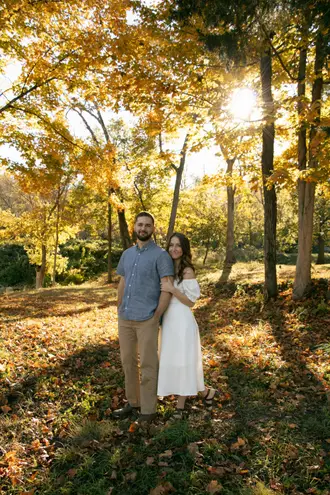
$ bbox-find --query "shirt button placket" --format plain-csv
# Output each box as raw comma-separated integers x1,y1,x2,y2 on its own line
127,253,138,316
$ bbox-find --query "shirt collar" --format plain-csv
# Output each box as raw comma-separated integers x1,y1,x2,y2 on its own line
135,240,155,252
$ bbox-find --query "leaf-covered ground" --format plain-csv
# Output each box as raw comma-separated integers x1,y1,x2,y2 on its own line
0,268,330,495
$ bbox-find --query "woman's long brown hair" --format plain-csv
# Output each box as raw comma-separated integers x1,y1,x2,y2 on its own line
167,232,195,283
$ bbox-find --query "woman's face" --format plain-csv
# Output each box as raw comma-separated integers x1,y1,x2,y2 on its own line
168,236,183,260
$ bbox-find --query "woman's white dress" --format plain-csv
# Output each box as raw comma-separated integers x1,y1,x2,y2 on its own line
157,279,205,396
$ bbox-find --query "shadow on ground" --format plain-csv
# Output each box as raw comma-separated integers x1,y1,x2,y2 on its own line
193,278,330,493
0,286,117,322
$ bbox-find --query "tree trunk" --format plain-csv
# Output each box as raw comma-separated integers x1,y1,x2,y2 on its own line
219,155,236,283
36,244,47,289
118,208,131,250
167,133,189,240
260,47,277,300
95,108,132,252
316,234,325,265
107,198,113,283
225,184,235,264
293,33,324,299
203,240,210,265
52,200,60,286
249,221,253,246
316,194,327,265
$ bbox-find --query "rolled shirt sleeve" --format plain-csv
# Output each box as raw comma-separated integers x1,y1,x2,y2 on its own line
157,251,175,279
116,252,125,276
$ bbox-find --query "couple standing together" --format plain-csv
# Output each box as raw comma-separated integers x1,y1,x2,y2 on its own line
113,211,216,423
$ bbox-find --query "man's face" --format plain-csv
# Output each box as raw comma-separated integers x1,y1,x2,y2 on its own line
134,216,154,242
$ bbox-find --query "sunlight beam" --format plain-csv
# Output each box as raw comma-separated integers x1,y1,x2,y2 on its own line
229,88,256,121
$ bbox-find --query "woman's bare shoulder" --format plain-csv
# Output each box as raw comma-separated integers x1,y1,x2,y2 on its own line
182,267,195,279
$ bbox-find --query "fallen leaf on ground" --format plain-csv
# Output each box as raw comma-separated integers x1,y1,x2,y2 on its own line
100,361,111,368
125,471,137,482
149,481,175,494
207,480,222,493
28,471,38,482
1,405,11,413
128,422,137,433
187,443,199,456
67,468,77,478
208,466,225,476
159,449,173,458
230,437,246,450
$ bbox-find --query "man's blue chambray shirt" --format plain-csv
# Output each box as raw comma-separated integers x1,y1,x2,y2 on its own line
116,241,174,321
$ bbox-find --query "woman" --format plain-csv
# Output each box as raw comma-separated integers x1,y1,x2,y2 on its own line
157,232,217,419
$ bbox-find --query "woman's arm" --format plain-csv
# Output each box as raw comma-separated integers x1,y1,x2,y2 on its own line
160,268,196,308
154,276,174,320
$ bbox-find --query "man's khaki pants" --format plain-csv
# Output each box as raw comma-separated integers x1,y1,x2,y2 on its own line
118,316,159,415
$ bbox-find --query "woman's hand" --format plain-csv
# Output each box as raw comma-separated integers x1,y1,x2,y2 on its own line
160,279,174,293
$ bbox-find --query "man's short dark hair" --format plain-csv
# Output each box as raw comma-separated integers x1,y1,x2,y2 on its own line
135,211,155,224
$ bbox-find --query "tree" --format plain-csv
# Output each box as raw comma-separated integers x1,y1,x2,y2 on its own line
170,0,281,298
0,0,134,117
2,0,222,255
0,172,31,215
166,132,190,240
248,0,330,298
260,41,277,298
293,6,329,297
1,124,79,287
69,102,131,282
175,180,226,262
106,119,171,227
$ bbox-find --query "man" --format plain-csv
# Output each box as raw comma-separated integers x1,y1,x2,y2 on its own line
113,212,174,422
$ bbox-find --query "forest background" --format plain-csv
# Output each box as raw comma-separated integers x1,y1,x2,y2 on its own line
1,2,330,494
0,0,330,299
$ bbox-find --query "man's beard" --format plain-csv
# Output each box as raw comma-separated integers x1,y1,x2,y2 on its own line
136,232,153,241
